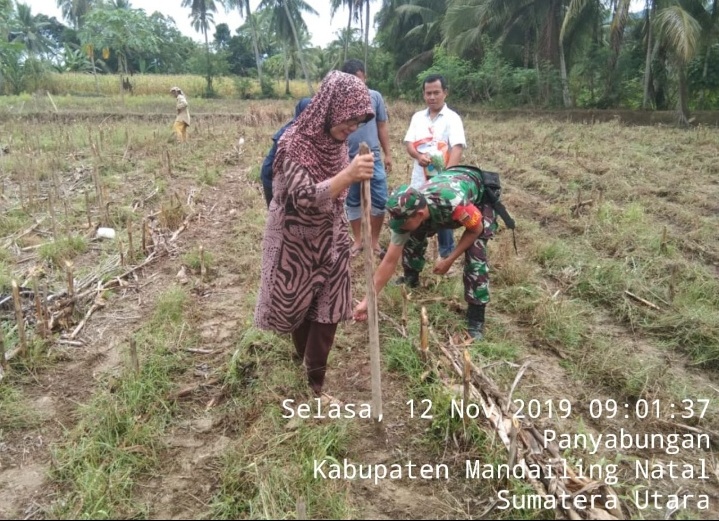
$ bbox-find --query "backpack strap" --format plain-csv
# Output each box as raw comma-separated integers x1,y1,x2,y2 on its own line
445,165,518,254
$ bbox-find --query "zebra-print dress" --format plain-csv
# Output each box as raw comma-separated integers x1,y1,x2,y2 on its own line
254,157,352,333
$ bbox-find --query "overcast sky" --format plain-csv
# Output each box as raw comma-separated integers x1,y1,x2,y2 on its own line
24,0,361,49
24,0,648,49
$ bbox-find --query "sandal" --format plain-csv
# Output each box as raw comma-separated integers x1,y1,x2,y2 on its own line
350,245,363,258
374,246,387,260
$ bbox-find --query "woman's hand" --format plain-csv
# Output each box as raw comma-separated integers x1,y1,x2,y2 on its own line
346,153,374,183
353,298,368,321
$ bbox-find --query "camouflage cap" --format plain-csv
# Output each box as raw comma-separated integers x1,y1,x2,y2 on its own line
386,184,425,233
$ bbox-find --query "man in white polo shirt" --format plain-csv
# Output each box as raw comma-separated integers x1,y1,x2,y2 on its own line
404,74,466,263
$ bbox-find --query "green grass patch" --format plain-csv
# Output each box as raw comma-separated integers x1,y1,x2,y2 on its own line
199,166,220,186
38,236,88,267
49,287,189,519
0,259,13,292
211,327,355,519
211,415,353,519
0,384,42,435
181,246,214,275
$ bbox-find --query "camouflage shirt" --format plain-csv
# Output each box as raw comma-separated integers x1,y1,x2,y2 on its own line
390,166,491,246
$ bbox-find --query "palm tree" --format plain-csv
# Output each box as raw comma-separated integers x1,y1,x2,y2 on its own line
258,0,318,95
226,0,265,86
641,0,659,108
11,2,52,59
56,0,95,29
182,0,224,95
559,0,604,107
331,0,361,61
361,0,373,71
376,0,439,78
655,4,702,124
688,0,719,108
603,0,633,104
390,0,446,83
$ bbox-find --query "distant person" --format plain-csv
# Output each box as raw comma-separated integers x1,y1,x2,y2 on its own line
340,59,392,259
170,87,190,143
404,74,466,270
260,97,312,207
255,71,375,397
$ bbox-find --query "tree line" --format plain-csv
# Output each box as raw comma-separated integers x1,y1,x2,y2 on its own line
1,0,717,122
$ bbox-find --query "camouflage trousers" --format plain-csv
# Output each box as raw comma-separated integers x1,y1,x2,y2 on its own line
401,206,496,306
402,233,490,305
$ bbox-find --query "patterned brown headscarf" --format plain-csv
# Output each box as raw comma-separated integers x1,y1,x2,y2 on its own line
274,70,374,186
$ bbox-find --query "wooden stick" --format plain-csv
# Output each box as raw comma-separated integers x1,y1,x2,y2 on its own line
572,188,582,217
165,149,172,177
84,190,92,228
48,191,58,240
69,301,104,339
1,221,41,250
419,306,429,362
504,361,532,414
359,142,382,423
32,277,46,339
18,181,25,211
462,349,471,407
462,348,471,433
170,376,221,400
127,220,133,262
129,338,139,374
12,280,27,357
186,348,216,354
92,166,104,224
65,260,74,297
668,264,678,303
570,199,593,212
199,245,206,281
46,91,59,113
400,284,408,332
122,127,131,161
0,328,7,371
141,218,148,254
624,290,661,311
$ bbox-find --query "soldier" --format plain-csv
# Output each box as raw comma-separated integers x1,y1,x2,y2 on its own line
353,165,498,340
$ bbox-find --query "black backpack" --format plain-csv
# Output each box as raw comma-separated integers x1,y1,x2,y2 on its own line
451,165,517,253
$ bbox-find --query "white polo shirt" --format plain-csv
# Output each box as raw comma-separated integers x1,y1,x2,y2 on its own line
403,104,466,188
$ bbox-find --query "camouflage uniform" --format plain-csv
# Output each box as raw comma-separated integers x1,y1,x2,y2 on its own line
387,166,498,305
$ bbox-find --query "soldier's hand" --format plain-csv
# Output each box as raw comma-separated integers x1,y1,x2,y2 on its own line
433,257,454,275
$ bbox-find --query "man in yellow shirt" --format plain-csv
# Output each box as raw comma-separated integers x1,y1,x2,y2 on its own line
170,87,190,143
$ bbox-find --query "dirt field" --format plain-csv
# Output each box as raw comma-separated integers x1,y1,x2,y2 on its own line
1,99,718,520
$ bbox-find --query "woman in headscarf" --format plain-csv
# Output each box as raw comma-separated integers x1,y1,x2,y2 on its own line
255,71,375,396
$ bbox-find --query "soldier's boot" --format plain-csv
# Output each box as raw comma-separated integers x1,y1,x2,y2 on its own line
467,303,486,341
394,269,420,289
